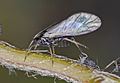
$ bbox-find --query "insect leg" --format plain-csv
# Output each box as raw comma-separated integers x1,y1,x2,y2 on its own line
114,61,119,72
52,46,55,66
104,60,115,71
24,40,37,62
24,45,34,62
49,46,54,66
34,42,39,50
63,38,88,57
63,38,88,49
52,46,55,54
104,57,120,71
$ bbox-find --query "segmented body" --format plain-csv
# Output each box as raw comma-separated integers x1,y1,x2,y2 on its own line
37,36,74,47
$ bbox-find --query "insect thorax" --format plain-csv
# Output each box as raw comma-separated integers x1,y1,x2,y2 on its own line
38,36,74,47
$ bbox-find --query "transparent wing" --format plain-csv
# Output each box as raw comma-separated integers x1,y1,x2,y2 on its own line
43,12,101,38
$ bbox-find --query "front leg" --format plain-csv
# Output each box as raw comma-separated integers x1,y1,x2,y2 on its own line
49,46,56,67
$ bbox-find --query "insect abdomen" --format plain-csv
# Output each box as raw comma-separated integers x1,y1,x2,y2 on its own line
56,36,74,47
57,40,72,47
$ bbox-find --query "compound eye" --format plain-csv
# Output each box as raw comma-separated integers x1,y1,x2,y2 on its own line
34,37,39,41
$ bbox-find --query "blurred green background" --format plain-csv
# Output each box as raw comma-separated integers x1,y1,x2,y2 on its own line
0,0,120,83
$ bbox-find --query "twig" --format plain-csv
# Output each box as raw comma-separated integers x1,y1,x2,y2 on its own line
0,41,119,83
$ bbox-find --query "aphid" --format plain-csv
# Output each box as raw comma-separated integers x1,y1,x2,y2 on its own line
104,57,120,72
79,54,100,69
24,12,101,64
